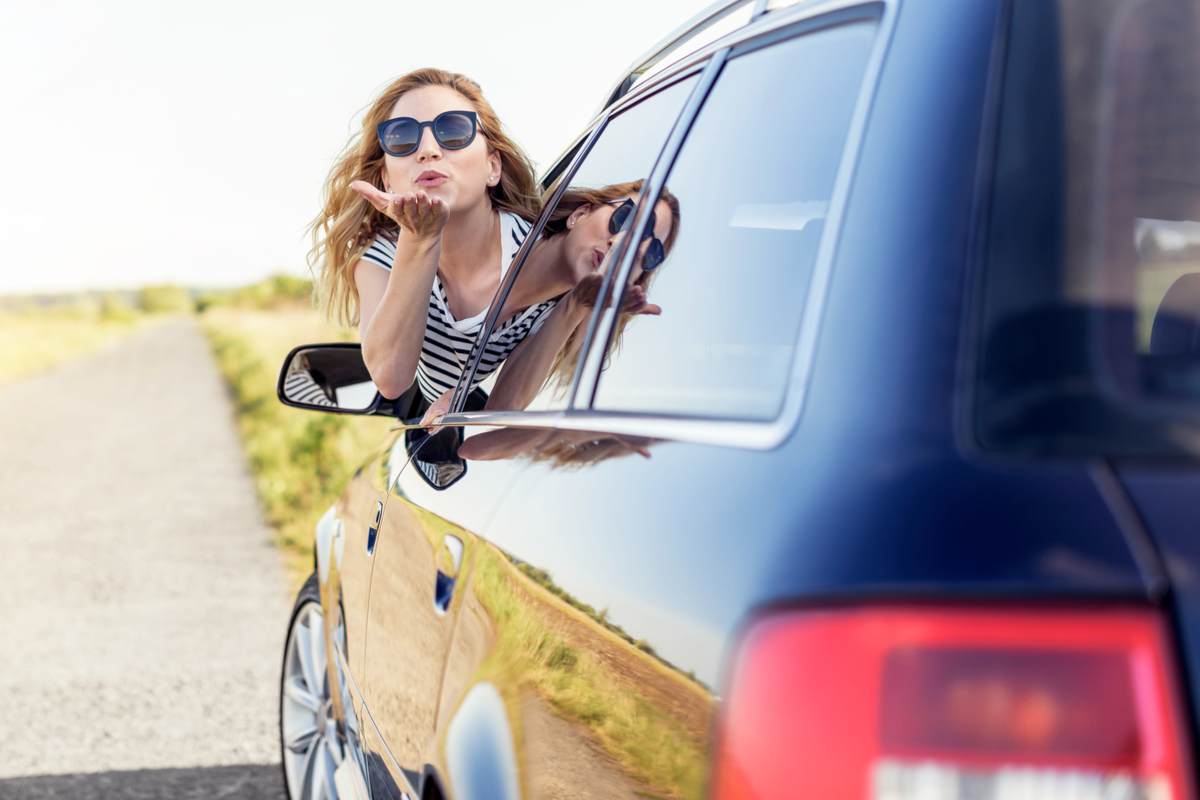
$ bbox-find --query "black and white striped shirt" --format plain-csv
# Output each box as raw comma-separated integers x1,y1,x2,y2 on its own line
362,211,557,403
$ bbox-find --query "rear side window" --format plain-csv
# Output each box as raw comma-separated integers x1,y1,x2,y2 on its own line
974,0,1200,457
589,19,879,420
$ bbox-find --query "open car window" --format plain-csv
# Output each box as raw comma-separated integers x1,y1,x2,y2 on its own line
461,72,700,414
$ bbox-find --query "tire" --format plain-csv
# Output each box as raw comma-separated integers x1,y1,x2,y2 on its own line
279,573,341,800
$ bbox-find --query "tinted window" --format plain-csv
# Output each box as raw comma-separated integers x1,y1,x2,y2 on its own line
974,0,1200,457
590,20,879,419
470,73,699,413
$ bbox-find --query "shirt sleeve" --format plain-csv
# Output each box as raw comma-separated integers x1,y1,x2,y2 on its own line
361,234,396,271
526,300,558,337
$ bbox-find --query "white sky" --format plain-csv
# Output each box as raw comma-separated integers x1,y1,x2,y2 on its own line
0,0,709,294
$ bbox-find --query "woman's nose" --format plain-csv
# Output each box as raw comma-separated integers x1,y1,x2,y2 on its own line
416,127,442,161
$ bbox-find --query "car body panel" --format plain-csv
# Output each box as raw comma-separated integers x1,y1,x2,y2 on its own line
1117,469,1200,732
360,435,531,797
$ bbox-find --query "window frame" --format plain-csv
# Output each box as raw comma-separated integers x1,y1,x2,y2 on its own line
442,0,898,451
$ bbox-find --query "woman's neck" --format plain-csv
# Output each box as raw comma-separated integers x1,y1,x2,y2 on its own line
439,200,499,284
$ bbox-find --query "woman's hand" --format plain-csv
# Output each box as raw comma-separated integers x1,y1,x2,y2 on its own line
350,180,448,242
564,233,662,318
565,272,662,318
419,388,454,430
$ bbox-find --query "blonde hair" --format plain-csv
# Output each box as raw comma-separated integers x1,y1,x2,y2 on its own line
542,180,681,395
310,68,541,326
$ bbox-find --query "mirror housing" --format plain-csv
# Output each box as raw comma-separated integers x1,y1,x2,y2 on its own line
277,343,411,417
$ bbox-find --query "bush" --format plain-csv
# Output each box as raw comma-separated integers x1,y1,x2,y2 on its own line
98,292,138,322
138,285,195,314
196,274,314,314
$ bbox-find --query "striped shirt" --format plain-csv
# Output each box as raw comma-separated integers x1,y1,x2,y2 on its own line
283,369,336,407
362,211,557,402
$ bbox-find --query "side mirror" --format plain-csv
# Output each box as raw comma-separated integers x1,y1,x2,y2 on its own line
277,343,402,416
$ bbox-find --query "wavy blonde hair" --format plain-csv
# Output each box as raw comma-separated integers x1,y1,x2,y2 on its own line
310,68,541,327
541,180,681,395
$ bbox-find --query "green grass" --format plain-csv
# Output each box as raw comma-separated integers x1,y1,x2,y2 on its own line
200,306,393,584
467,543,709,799
0,300,153,385
506,555,711,693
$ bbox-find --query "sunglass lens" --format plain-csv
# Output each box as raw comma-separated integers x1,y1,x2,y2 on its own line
643,239,664,271
609,201,635,234
434,112,475,149
380,119,419,156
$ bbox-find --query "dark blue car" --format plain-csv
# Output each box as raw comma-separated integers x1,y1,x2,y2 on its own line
276,0,1200,797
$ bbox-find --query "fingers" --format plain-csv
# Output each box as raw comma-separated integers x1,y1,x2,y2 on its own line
419,389,453,432
350,180,393,213
619,286,662,316
348,183,444,228
392,191,446,236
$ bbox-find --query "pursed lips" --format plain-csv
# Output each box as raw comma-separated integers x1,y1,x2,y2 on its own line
415,170,448,187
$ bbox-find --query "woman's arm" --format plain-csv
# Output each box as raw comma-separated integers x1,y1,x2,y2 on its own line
351,183,447,399
486,269,664,411
484,293,591,411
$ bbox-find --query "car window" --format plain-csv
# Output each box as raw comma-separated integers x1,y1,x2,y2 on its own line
466,72,700,414
588,19,880,420
973,0,1200,457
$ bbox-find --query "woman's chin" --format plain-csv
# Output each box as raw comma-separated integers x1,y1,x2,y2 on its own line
573,259,595,283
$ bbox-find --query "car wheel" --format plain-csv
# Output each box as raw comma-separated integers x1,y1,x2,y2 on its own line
280,573,342,800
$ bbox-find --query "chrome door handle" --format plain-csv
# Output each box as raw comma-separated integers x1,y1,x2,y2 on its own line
434,534,464,614
366,500,383,555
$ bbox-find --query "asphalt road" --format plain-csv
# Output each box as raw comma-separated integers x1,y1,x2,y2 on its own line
0,319,291,798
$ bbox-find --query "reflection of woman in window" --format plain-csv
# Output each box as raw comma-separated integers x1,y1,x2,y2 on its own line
459,425,657,467
310,68,549,404
481,182,681,413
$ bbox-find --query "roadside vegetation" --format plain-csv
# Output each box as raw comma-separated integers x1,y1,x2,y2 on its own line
0,291,159,385
0,272,388,585
197,277,392,583
467,540,711,799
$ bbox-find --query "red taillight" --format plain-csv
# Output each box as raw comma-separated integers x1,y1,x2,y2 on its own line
712,607,1194,799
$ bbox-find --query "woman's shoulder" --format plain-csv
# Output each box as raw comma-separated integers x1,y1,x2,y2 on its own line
360,229,398,270
500,210,534,240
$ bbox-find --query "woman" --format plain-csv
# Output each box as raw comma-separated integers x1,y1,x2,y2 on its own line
312,69,678,412
310,67,546,404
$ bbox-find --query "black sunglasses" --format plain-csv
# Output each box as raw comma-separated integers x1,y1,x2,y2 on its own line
607,199,665,271
376,110,479,157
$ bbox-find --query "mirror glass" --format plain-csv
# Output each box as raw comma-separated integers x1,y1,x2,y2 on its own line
281,346,379,412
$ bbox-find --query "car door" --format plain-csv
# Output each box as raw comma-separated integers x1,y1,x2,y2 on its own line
355,61,704,800
427,8,887,799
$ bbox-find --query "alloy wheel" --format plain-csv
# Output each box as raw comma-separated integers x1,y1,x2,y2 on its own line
281,600,342,800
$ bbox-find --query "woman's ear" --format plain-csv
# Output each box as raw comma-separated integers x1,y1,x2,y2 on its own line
566,204,591,230
487,150,502,187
